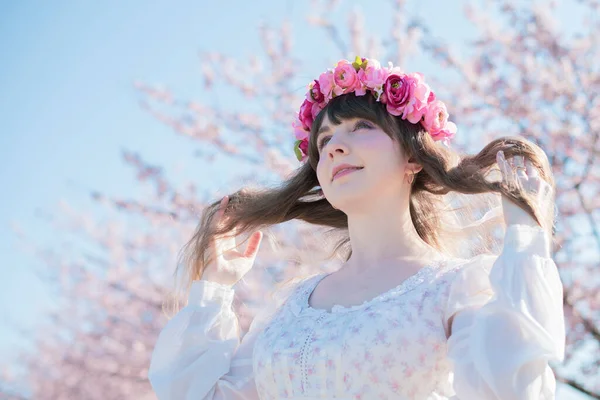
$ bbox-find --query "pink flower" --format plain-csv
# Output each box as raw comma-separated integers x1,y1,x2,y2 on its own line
401,73,431,123
311,101,325,120
382,73,412,116
298,99,314,131
422,100,449,134
432,121,457,141
358,59,389,99
333,60,362,94
354,83,367,96
318,71,335,101
422,100,457,141
387,65,404,76
306,79,324,103
295,138,309,162
292,119,309,140
298,139,309,155
428,91,436,104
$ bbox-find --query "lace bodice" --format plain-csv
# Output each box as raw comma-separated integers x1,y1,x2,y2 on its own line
252,259,460,398
297,260,445,315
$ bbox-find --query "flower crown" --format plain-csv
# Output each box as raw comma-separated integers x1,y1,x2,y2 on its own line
293,56,457,162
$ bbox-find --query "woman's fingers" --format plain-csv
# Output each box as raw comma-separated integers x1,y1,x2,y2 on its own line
497,151,536,192
525,159,539,177
497,152,550,201
203,195,259,284
497,151,515,188
513,155,528,180
244,231,263,259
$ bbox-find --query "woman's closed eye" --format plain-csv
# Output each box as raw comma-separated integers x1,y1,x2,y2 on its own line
317,120,374,151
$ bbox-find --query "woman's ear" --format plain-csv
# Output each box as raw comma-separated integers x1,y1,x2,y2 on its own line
406,157,423,174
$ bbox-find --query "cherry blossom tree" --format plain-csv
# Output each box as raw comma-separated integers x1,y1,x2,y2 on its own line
1,0,598,398
412,1,600,396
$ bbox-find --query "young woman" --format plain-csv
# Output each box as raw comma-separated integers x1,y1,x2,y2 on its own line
148,57,565,399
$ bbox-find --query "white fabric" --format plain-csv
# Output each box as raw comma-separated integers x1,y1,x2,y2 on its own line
148,224,565,399
443,204,504,232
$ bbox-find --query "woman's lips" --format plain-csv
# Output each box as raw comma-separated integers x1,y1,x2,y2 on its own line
332,167,363,181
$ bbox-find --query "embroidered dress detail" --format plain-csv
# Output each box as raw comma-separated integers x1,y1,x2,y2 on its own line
297,260,447,316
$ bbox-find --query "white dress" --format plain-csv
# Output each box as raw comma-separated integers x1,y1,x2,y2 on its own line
148,224,565,399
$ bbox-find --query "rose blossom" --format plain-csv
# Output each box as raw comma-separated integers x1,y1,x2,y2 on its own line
358,59,389,99
299,139,309,158
423,100,450,134
401,73,431,123
423,101,457,140
298,99,314,131
427,91,436,104
333,60,362,94
311,101,324,120
306,79,325,103
318,71,335,101
292,120,309,140
430,121,457,141
382,73,412,116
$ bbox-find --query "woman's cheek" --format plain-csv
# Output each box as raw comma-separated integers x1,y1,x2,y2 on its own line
316,161,328,185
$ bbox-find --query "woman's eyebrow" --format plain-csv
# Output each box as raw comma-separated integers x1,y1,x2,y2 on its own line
316,125,331,138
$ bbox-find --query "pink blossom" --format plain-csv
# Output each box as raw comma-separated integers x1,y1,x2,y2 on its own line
333,83,345,97
430,121,457,142
306,79,324,103
298,139,309,157
422,100,449,134
354,83,367,96
292,120,309,140
427,91,436,104
401,73,431,123
333,60,362,94
358,59,389,99
318,71,335,100
298,99,314,130
382,73,412,116
422,100,457,141
311,101,325,120
388,65,404,76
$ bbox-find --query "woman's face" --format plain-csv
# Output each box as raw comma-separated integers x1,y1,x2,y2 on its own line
315,114,410,210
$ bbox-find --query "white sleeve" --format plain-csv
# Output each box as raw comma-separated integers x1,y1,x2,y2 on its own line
444,224,566,400
148,278,299,400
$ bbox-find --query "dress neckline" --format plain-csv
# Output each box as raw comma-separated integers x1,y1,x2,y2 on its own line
300,258,448,315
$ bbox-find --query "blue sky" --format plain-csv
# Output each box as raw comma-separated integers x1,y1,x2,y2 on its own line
0,1,590,398
0,0,469,346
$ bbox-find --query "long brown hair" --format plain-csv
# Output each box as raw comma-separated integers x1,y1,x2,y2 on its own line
174,92,555,305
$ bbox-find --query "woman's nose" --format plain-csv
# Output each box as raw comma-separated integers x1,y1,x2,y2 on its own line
326,136,349,158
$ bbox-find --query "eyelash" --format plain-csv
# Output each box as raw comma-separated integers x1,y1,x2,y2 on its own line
317,120,373,151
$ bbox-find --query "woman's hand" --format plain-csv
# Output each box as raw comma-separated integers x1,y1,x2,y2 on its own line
201,196,263,287
496,151,553,228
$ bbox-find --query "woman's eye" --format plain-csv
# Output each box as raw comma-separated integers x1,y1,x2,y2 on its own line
318,137,330,150
317,121,372,151
354,120,373,130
